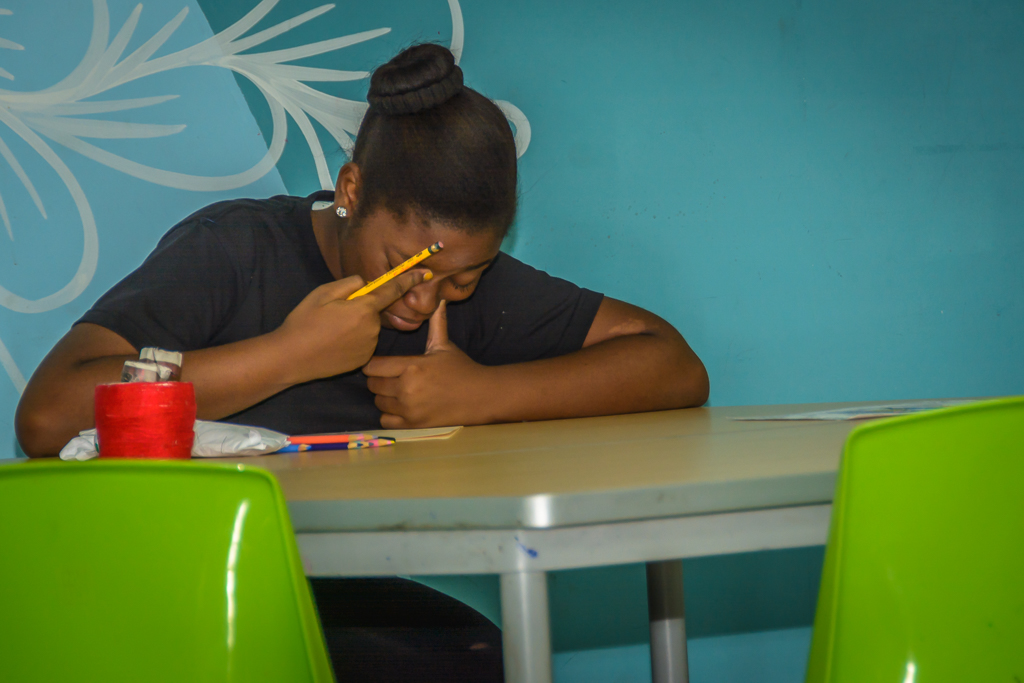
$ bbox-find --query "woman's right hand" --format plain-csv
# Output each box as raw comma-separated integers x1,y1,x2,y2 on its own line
272,269,431,384
15,270,430,456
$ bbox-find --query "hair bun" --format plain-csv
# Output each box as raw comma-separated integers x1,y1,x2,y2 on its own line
368,44,464,115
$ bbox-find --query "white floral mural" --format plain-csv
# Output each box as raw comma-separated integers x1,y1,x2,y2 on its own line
0,0,530,401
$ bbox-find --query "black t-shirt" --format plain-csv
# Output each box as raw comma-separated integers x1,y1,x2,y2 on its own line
79,192,604,434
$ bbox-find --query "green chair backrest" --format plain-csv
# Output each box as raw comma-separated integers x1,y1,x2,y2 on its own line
806,396,1024,683
0,459,334,683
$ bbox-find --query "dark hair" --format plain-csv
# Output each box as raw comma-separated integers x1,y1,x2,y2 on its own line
351,44,518,234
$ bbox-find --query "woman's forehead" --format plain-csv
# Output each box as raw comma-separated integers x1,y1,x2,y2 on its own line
373,209,502,270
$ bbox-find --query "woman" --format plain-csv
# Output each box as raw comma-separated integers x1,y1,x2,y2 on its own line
16,43,708,680
16,43,707,456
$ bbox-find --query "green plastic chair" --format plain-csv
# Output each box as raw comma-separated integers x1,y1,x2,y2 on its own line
0,459,334,683
806,396,1024,683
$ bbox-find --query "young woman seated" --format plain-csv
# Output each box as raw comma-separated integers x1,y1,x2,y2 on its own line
16,44,708,458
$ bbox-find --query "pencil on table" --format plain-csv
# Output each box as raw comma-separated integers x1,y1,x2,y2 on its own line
347,241,443,300
278,438,396,453
289,433,374,445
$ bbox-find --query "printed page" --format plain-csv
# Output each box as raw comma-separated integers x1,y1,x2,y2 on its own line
732,400,976,421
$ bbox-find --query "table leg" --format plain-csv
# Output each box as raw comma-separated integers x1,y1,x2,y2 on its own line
647,560,688,683
500,570,552,683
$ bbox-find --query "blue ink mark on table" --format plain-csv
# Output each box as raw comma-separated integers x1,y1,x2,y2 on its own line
514,535,539,558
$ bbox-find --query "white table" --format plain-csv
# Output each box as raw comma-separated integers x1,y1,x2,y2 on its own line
238,401,873,683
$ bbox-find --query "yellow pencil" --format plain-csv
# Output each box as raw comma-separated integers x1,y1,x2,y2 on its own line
347,241,444,300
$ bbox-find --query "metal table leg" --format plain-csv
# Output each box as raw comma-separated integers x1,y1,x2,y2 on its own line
500,570,552,683
647,560,688,683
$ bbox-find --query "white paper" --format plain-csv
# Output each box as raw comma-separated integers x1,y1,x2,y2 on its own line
731,399,976,421
59,420,290,460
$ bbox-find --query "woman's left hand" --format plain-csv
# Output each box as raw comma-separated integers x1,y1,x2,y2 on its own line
364,301,492,428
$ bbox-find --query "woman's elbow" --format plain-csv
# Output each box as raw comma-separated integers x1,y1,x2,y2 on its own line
15,399,64,457
684,359,710,407
665,344,709,408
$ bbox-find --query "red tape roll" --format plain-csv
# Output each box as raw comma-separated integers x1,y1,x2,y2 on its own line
94,382,196,459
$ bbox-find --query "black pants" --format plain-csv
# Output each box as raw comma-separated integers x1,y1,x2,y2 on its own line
310,578,504,682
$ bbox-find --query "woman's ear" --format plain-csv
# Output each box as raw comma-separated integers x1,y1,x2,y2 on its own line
335,162,362,215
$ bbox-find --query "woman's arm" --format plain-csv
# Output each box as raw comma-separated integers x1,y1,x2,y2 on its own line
364,297,709,428
16,322,300,457
16,272,427,457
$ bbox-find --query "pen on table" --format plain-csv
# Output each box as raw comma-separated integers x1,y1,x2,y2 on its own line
277,437,397,453
347,241,443,300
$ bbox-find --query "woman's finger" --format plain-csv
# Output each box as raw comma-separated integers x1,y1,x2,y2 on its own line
364,356,415,377
379,413,407,429
363,268,433,311
366,376,401,397
314,274,366,303
426,300,449,352
374,394,402,415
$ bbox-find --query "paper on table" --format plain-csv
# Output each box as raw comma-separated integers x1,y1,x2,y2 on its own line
363,426,463,441
281,426,463,446
60,420,290,461
731,399,976,421
191,422,289,457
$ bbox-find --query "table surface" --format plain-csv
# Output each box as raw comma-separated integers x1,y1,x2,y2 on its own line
0,400,932,531
222,401,897,532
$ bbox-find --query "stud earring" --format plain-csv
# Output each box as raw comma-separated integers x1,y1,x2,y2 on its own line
336,206,348,218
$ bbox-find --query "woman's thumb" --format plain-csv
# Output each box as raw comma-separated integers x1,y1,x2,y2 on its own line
426,300,449,352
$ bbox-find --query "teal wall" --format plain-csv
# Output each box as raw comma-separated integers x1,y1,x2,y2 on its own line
499,0,1024,406
3,0,1023,675
202,0,1024,408
0,0,286,455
